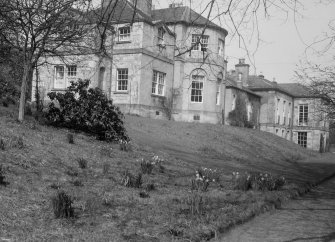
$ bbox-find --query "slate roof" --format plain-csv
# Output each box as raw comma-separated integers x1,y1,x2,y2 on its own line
152,7,228,36
226,76,261,98
88,0,153,24
278,83,318,98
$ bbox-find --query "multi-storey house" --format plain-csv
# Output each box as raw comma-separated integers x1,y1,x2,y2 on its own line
153,4,228,123
33,0,176,119
228,59,329,151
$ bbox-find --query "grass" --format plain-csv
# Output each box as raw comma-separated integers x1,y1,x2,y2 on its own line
1,105,335,241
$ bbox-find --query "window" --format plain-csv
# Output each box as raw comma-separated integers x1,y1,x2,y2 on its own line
118,26,130,42
54,65,77,89
67,65,77,77
191,75,204,102
298,132,307,148
276,98,280,124
193,114,200,121
282,101,286,124
288,103,291,125
299,104,308,126
55,66,64,80
218,39,225,56
152,71,166,96
117,69,128,91
192,35,209,51
216,79,221,105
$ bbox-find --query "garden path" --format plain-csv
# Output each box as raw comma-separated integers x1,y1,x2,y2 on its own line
220,176,335,242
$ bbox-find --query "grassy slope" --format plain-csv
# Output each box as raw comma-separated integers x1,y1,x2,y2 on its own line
1,106,335,241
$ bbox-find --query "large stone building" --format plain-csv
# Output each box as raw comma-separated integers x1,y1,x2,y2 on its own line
32,0,329,151
228,59,330,152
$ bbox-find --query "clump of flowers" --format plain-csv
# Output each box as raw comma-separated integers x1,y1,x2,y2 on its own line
119,139,131,151
139,156,165,174
232,171,286,191
191,167,219,192
120,170,142,188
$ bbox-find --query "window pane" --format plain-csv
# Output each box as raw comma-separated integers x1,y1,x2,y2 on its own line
152,71,165,95
117,69,128,91
67,66,77,77
191,80,203,103
55,66,64,79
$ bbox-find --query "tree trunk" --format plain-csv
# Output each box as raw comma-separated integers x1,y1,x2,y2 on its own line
18,63,32,121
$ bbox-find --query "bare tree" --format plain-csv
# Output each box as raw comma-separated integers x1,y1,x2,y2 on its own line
0,0,94,121
295,62,335,119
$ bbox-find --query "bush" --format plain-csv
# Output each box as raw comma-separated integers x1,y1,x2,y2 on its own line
0,165,8,186
120,170,142,188
140,158,154,174
67,133,74,144
2,100,8,107
51,190,75,218
72,179,83,187
102,162,111,175
0,138,5,150
139,191,150,198
145,183,155,191
77,158,88,169
184,192,204,216
45,79,129,142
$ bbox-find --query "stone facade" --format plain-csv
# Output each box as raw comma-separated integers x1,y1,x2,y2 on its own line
32,1,330,151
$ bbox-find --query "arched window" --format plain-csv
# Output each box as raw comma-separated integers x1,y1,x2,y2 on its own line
190,69,206,103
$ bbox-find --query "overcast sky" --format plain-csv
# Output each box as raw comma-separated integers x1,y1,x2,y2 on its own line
153,0,335,83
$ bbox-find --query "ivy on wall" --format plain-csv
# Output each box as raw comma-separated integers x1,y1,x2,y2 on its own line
228,91,257,128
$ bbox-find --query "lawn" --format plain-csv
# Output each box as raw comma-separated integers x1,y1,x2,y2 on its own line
1,106,335,242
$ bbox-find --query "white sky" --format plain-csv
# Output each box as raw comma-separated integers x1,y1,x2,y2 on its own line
153,0,335,83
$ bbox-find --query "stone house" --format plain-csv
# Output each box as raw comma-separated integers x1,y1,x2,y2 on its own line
153,5,228,123
229,59,330,152
33,0,228,123
34,0,176,120
32,1,329,151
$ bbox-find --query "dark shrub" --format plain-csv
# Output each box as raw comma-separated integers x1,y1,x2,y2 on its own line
72,179,83,187
0,138,5,150
77,158,88,169
67,133,74,144
145,183,155,191
0,165,8,186
139,191,150,198
2,100,8,107
17,136,24,149
52,190,74,218
44,79,129,142
140,159,154,174
120,170,142,188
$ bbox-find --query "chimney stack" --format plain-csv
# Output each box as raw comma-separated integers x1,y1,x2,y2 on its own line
235,58,250,87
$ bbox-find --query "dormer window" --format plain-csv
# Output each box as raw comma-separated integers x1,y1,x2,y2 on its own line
192,35,209,52
118,26,131,42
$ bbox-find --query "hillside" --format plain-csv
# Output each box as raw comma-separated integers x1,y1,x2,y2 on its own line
125,115,333,184
1,106,335,241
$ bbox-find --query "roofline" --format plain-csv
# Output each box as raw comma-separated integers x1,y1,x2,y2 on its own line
163,20,228,36
248,87,293,97
226,86,261,98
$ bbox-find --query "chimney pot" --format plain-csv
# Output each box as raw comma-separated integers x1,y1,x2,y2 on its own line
239,58,245,64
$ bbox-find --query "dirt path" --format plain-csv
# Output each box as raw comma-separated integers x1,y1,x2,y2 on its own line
220,176,335,242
